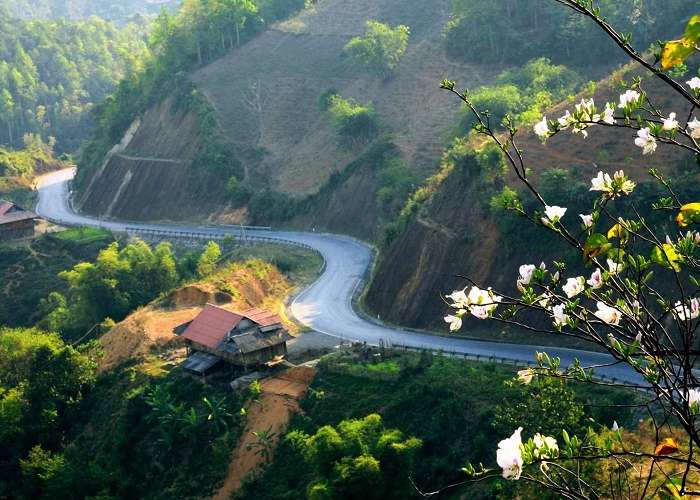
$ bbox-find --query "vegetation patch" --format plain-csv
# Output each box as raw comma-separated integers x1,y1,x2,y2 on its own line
344,20,410,78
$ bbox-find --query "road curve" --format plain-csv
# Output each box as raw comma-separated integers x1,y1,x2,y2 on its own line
36,168,640,383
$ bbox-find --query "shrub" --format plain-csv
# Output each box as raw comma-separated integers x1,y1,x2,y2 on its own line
327,95,379,146
458,84,523,133
344,20,410,77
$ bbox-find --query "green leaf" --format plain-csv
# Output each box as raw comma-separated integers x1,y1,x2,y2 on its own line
650,244,681,271
584,233,612,262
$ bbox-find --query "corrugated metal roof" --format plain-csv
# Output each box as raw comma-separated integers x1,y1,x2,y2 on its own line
181,304,243,349
240,307,282,326
181,351,221,374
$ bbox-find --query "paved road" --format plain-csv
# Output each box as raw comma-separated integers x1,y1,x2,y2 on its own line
36,168,641,383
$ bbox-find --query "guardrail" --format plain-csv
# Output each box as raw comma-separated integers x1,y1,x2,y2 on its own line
123,226,316,252
375,342,649,391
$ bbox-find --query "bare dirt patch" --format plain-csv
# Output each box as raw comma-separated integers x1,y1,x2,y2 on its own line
212,366,316,500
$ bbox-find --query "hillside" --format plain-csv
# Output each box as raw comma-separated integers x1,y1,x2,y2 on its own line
75,0,495,238
365,62,700,334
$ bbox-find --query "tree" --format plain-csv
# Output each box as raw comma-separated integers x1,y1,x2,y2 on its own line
436,5,700,498
326,94,379,147
288,414,421,499
197,241,222,278
344,20,410,78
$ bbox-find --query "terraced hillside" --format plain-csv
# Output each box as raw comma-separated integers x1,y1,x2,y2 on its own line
76,0,495,234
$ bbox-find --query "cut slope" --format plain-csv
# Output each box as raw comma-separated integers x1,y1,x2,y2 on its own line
366,62,699,331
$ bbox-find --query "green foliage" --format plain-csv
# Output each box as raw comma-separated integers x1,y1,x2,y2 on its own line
459,58,584,132
0,0,179,25
459,84,522,132
0,228,114,329
0,11,149,152
197,241,222,278
226,176,253,207
240,350,634,499
344,20,410,77
446,0,696,68
0,327,97,497
40,359,244,498
327,94,380,146
287,414,421,499
38,239,184,338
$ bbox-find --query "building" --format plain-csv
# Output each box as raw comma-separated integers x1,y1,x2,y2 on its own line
0,201,38,241
180,304,291,374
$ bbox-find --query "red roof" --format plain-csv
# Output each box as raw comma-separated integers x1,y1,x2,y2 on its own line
181,304,282,349
0,201,37,225
0,202,13,216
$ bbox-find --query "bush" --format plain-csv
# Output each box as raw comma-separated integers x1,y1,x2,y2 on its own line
458,85,523,133
327,95,379,146
344,20,410,77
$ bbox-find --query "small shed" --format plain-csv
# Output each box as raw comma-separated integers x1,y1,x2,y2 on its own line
0,201,38,240
180,304,291,373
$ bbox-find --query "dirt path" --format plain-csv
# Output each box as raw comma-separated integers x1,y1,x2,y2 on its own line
212,366,316,500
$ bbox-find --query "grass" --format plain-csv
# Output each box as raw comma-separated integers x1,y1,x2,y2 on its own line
51,227,112,244
222,243,324,289
238,348,638,499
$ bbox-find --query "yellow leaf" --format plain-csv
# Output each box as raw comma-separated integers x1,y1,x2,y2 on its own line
661,39,696,69
607,223,629,244
655,437,680,456
676,203,700,228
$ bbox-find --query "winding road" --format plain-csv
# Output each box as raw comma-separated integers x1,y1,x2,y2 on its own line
36,168,640,383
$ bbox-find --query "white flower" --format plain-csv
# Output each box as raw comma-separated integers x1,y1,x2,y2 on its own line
634,127,657,155
587,268,603,289
518,264,536,285
635,332,642,344
611,421,619,431
594,301,622,325
579,214,593,228
551,303,569,327
562,277,585,298
590,171,613,193
687,77,700,91
466,286,502,320
533,433,558,459
444,314,462,332
542,205,567,225
688,388,700,412
558,110,575,128
607,259,625,275
662,112,679,131
534,116,550,139
618,89,641,109
517,369,534,385
687,117,700,139
602,104,615,125
497,428,524,480
672,298,700,321
614,170,636,195
447,289,469,309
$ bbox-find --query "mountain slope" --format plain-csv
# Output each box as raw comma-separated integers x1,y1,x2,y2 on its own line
75,0,495,236
365,62,699,332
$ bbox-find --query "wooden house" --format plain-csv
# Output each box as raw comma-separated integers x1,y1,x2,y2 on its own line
0,201,38,241
180,304,291,374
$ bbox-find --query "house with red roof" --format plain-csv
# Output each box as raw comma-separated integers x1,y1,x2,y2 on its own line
0,200,38,241
180,303,291,374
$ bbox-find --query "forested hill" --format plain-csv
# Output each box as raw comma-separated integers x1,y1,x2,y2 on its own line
0,10,149,153
0,0,179,24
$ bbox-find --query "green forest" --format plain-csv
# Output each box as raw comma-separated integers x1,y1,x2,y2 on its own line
2,0,700,498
